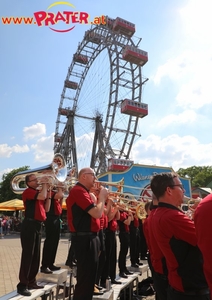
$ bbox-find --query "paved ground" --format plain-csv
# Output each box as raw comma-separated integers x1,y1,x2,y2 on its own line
0,232,71,297
0,232,155,299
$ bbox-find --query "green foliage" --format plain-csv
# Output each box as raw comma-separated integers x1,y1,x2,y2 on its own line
0,166,29,203
177,166,212,187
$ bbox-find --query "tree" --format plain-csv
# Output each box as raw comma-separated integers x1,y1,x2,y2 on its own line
177,166,212,187
0,166,29,203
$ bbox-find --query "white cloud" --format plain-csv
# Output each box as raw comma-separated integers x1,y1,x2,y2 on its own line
179,0,212,43
31,133,54,163
0,168,13,181
152,49,212,112
23,123,46,140
76,132,94,159
157,110,197,127
152,51,193,85
0,144,29,158
131,134,212,172
176,73,212,109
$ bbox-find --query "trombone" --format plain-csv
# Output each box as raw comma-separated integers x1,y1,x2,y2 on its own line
112,199,147,220
92,179,148,220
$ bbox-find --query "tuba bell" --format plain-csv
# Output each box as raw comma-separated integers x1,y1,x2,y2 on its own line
10,153,67,194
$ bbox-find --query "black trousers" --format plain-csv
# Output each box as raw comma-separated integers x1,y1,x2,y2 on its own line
17,218,42,288
66,234,76,265
153,271,168,300
101,230,117,282
167,286,210,300
73,234,100,300
95,229,106,285
41,216,60,268
139,221,148,258
130,227,140,265
118,231,130,273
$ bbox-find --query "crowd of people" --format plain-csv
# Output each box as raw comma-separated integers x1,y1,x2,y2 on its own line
0,215,21,237
10,167,212,300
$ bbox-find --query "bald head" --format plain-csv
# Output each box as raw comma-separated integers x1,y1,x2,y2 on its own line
78,167,96,190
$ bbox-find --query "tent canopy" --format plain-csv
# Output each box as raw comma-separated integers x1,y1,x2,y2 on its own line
0,199,24,211
0,199,67,211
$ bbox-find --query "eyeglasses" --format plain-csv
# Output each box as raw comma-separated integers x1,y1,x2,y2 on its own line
169,184,184,190
28,179,37,182
84,173,96,177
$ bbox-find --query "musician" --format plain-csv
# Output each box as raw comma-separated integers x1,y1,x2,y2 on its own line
144,195,168,300
150,172,210,300
194,194,212,298
117,210,134,278
95,198,111,291
40,187,64,274
129,202,141,268
66,167,108,300
100,201,121,286
17,174,50,297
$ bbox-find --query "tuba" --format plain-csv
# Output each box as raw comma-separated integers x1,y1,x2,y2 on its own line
11,153,67,194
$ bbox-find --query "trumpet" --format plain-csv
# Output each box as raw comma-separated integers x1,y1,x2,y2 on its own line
91,179,148,220
181,196,202,220
106,191,147,220
112,199,147,220
184,196,202,208
92,178,124,193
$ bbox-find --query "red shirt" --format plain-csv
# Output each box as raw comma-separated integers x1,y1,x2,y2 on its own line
147,207,167,275
153,202,207,292
118,211,129,232
194,194,212,294
99,214,104,230
47,191,62,216
103,213,108,229
66,183,100,232
108,218,118,231
22,187,46,222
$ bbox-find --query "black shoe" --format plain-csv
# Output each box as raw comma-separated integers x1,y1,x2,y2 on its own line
65,261,74,268
49,265,61,271
131,263,139,268
125,269,134,275
137,261,143,266
28,283,44,289
119,272,128,278
111,280,122,284
40,267,53,274
17,288,31,296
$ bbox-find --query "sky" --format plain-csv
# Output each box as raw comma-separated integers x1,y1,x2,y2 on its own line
1,0,212,181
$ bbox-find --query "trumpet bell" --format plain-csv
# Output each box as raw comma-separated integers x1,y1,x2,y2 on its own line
136,202,147,220
11,153,67,194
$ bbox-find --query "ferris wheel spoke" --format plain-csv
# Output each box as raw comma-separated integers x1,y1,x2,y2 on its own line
54,16,148,175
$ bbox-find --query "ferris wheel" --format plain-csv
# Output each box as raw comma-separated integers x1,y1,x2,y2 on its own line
54,16,149,176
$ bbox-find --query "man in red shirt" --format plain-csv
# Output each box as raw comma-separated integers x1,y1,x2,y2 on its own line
143,194,168,300
100,201,121,286
194,194,212,299
17,174,51,297
150,172,209,300
117,210,134,278
40,186,64,274
66,167,108,300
